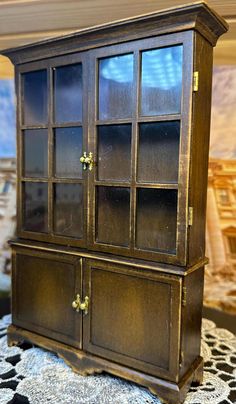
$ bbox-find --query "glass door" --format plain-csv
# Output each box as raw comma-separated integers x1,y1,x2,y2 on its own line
18,53,88,247
89,32,193,265
88,47,134,252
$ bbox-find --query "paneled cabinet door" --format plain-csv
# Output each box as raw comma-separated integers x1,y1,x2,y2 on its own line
88,31,193,266
83,259,182,381
12,248,82,348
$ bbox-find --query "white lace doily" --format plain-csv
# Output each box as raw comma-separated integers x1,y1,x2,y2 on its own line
0,314,235,404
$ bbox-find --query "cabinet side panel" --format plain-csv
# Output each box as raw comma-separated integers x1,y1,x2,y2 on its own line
179,267,204,380
188,33,213,265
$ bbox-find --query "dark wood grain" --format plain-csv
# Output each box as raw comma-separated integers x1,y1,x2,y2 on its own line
5,4,228,404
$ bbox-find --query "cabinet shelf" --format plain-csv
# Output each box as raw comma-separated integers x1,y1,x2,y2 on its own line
137,114,181,123
135,183,178,189
21,124,48,130
51,121,83,128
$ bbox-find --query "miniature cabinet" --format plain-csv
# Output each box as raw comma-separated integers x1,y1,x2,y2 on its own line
3,2,227,403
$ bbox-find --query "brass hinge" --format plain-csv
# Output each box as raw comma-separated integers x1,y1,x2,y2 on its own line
188,207,193,226
193,71,199,92
182,286,187,307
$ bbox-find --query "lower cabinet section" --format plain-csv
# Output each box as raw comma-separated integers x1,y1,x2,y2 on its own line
10,244,204,404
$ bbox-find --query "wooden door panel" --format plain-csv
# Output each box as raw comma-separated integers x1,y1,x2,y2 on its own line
83,259,182,381
12,248,82,348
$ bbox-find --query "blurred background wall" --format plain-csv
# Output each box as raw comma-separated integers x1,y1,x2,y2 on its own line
0,0,235,314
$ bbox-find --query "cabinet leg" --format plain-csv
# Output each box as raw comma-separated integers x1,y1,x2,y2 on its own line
8,328,25,348
192,358,204,386
148,357,204,404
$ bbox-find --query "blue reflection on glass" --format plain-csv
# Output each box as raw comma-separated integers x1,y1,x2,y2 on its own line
100,54,133,83
142,46,183,90
99,54,134,119
99,47,182,92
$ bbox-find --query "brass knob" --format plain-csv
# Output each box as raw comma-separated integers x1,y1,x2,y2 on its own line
80,152,93,171
72,294,89,315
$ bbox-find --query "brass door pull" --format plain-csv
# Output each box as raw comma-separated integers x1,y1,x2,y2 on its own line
72,294,89,315
80,152,94,171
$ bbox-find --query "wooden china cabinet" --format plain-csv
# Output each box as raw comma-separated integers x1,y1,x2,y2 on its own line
2,2,227,403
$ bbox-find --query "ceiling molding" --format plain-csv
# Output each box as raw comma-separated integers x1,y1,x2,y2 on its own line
0,0,235,68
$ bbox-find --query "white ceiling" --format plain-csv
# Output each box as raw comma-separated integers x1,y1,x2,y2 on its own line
0,0,235,76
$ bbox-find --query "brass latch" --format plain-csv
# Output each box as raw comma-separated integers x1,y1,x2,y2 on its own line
80,152,94,171
72,294,89,315
193,71,199,92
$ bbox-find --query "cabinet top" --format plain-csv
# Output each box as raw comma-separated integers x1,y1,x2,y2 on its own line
2,1,228,65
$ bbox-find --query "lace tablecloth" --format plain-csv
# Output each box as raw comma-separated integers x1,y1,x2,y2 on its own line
0,315,235,404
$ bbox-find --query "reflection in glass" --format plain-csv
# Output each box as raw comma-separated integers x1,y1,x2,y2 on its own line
99,54,134,119
54,183,83,238
98,125,131,181
96,186,130,246
138,121,180,183
141,46,183,116
136,189,177,253
23,182,48,232
24,129,48,178
54,127,83,178
54,64,82,122
22,70,48,125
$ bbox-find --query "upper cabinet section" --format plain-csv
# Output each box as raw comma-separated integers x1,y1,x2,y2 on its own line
3,2,228,267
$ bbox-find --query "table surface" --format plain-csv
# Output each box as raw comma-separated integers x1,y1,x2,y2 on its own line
0,315,236,404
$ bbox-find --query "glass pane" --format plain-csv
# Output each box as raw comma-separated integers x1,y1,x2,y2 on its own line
54,127,83,178
54,64,82,122
96,186,130,247
24,129,48,178
23,182,48,233
54,183,83,238
98,124,131,181
22,70,48,125
136,189,177,253
137,122,180,183
141,46,183,116
99,54,133,119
